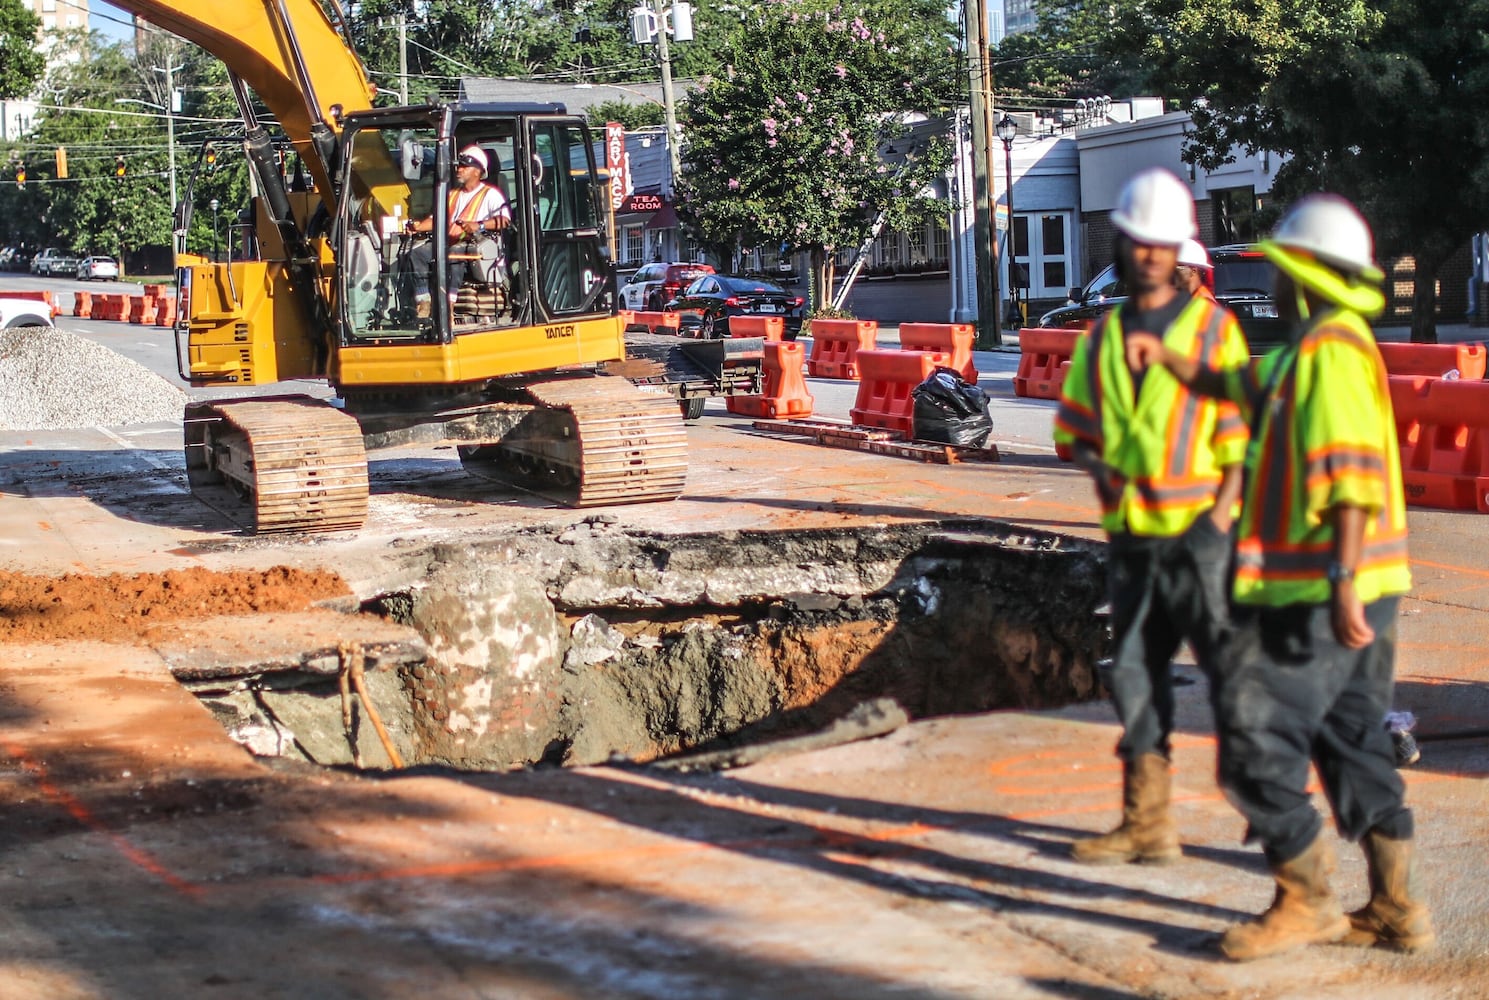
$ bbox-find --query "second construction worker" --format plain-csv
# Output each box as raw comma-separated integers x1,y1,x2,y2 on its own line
1176,238,1215,300
1054,167,1249,864
1125,194,1433,961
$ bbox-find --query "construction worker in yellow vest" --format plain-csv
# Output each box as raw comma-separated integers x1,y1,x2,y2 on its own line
1176,238,1216,301
1054,167,1250,865
1126,193,1432,961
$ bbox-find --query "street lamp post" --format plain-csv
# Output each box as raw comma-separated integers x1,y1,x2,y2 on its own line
209,198,220,262
995,114,1019,329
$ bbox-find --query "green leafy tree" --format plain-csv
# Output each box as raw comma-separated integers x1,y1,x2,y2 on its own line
586,98,665,130
994,0,1154,103
676,0,957,311
0,0,42,100
344,0,727,107
1114,0,1489,341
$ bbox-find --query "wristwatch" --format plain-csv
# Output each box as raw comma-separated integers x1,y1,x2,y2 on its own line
1326,562,1356,584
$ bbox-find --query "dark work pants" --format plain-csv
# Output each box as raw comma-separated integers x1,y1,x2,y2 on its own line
1105,515,1233,763
405,238,487,299
1216,596,1411,864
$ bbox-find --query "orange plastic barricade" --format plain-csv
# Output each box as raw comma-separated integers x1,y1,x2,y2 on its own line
728,315,784,341
127,296,149,324
91,293,121,321
143,284,165,299
1377,342,1487,381
725,340,813,419
806,318,878,379
850,349,948,436
630,310,680,334
72,291,91,317
1390,375,1489,512
899,322,978,383
154,297,177,326
1013,327,1081,400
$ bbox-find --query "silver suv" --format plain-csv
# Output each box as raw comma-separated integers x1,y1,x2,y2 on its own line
30,247,79,277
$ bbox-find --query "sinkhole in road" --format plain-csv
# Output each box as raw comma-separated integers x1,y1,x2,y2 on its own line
200,521,1111,771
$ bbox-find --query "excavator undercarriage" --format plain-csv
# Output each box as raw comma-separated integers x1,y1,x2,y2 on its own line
182,374,687,534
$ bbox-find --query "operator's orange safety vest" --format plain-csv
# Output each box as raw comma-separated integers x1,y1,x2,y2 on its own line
448,184,497,226
1054,295,1250,537
1221,308,1411,606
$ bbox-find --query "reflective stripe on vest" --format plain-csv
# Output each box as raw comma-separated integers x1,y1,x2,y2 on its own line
1232,309,1411,606
448,185,492,225
1053,295,1249,536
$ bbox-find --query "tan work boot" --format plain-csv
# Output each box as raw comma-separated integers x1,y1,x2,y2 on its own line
415,298,431,319
1070,752,1181,864
1340,830,1435,952
1220,834,1349,961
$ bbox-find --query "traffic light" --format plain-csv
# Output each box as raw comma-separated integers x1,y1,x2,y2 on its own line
13,163,24,188
115,155,126,180
204,145,217,172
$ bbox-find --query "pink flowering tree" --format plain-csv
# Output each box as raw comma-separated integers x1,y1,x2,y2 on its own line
675,0,956,314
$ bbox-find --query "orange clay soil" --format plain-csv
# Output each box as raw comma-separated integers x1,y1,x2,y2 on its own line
0,566,352,644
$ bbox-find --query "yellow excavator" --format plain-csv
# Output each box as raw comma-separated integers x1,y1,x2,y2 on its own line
116,1,720,533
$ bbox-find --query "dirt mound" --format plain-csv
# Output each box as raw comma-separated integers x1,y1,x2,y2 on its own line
0,566,352,644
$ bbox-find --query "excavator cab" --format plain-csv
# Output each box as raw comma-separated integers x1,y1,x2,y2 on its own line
334,107,612,347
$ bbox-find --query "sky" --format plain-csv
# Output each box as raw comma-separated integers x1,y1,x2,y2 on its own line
89,1,134,43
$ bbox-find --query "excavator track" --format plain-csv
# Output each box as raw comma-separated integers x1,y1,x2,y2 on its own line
457,375,687,507
183,396,370,534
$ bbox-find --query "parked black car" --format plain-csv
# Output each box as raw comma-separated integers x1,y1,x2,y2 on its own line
666,274,806,339
1039,244,1287,351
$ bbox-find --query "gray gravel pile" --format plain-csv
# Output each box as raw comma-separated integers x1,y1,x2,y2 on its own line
0,325,186,430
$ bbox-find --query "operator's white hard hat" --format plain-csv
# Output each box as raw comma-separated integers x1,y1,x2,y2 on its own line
1265,193,1383,282
1178,238,1212,269
1110,167,1197,246
457,145,489,176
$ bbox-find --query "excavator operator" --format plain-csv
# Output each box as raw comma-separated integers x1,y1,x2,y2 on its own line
404,144,512,319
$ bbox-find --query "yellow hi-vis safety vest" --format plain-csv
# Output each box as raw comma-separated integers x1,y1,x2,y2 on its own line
1222,308,1411,606
1054,295,1250,537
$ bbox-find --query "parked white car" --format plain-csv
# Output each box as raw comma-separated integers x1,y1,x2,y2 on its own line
0,297,56,328
77,254,120,281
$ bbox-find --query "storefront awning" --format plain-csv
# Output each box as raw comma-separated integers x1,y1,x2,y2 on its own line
645,202,678,230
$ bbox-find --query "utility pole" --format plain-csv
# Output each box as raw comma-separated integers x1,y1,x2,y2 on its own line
650,0,683,191
397,13,409,104
155,53,178,215
964,0,1001,347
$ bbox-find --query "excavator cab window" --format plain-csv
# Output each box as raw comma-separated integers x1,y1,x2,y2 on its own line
529,120,609,317
340,122,442,339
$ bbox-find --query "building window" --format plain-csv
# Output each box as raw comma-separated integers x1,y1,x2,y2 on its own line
42,0,58,11
930,218,949,267
1212,187,1257,245
623,225,644,264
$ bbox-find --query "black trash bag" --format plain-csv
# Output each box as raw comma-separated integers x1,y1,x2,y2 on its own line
911,366,994,449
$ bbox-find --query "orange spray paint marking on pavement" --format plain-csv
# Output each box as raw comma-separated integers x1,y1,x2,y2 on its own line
2,740,204,899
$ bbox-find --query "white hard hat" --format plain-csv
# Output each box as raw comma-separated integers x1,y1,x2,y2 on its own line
457,145,489,176
1110,167,1197,245
1178,239,1212,269
1266,193,1382,282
